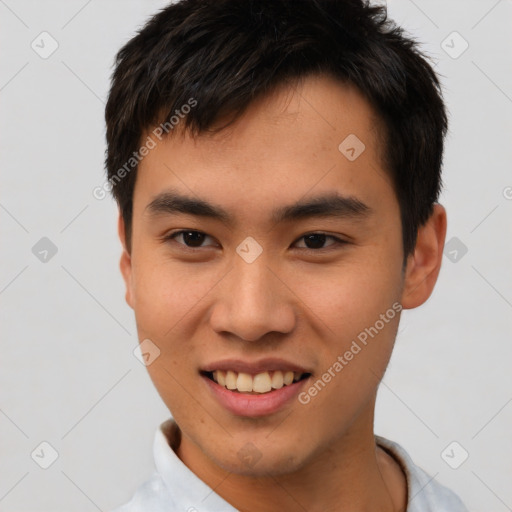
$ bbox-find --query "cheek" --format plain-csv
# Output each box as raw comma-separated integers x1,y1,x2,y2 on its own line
294,276,401,444
298,252,402,338
130,253,210,340
130,257,208,417
291,246,403,395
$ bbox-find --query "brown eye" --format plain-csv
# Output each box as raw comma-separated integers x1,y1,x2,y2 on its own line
294,233,346,251
303,233,328,249
166,230,217,248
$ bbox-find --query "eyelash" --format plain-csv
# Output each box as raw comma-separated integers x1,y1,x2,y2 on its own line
162,230,347,253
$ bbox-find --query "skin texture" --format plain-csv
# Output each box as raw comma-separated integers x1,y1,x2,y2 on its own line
118,74,447,512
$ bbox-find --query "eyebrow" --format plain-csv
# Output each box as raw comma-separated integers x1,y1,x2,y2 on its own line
144,189,373,226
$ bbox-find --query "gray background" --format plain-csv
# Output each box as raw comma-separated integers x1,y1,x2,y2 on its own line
1,0,511,510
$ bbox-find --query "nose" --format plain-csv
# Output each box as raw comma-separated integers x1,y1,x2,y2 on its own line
209,253,296,342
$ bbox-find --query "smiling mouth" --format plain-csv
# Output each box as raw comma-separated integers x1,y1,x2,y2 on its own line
202,370,311,394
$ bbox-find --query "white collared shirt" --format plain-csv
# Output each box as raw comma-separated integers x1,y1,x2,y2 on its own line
111,418,469,512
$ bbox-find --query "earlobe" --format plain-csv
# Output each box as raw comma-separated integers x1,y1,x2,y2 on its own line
117,213,134,309
400,204,447,309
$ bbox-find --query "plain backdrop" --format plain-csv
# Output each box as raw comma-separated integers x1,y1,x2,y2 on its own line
1,1,511,511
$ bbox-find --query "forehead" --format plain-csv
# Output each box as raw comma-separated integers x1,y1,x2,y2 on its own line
133,74,394,226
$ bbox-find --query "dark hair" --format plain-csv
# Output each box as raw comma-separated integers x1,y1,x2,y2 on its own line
105,0,448,263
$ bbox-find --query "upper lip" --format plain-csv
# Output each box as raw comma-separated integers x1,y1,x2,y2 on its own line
201,358,311,375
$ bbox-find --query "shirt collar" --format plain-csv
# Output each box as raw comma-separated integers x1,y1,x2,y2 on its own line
155,418,437,512
154,418,238,512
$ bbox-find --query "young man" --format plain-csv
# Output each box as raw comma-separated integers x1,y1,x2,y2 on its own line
104,1,468,510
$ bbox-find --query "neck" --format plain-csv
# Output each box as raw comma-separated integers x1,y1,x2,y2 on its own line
175,399,407,512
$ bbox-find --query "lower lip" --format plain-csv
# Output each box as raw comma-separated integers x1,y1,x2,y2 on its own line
202,374,310,417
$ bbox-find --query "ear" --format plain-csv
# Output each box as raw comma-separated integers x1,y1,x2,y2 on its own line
118,213,135,309
400,203,447,309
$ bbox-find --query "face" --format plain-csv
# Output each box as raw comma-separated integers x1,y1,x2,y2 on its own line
120,74,410,476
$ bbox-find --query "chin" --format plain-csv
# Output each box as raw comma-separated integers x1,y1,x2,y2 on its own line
207,438,310,477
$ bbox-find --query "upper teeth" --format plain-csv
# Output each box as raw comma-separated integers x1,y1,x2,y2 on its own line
212,370,303,394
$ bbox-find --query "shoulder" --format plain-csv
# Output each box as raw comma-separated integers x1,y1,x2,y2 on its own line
375,436,469,512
